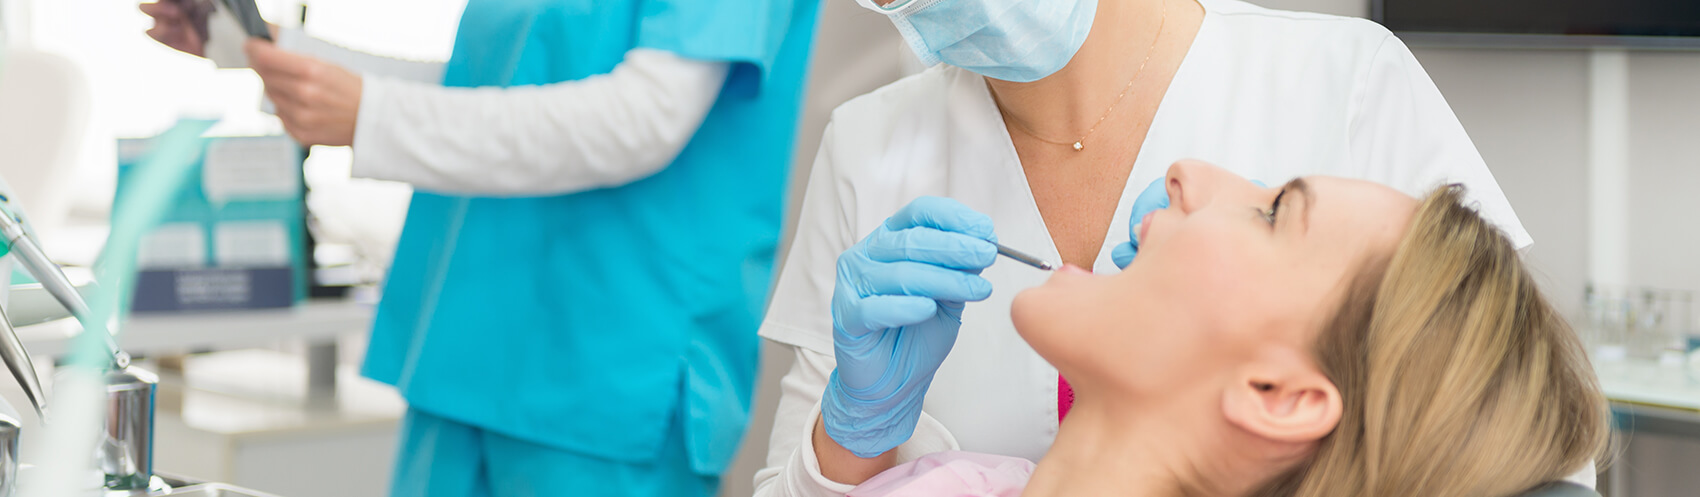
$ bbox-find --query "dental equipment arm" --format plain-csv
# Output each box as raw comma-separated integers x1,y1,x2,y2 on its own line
0,207,129,372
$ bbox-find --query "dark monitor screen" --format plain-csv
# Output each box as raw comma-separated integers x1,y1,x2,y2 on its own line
1376,0,1700,38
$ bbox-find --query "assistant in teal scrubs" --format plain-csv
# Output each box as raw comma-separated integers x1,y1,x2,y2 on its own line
359,0,819,495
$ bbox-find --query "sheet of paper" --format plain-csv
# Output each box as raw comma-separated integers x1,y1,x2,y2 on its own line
202,137,300,204
214,220,291,267
137,223,207,270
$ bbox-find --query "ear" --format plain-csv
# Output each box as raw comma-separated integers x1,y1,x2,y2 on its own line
1220,365,1342,444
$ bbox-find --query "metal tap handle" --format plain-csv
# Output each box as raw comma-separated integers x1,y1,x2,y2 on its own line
102,366,157,491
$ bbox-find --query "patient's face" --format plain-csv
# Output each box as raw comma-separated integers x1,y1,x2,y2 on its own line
1012,160,1416,396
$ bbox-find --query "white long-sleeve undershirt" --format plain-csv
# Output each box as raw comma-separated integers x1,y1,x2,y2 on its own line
270,28,730,197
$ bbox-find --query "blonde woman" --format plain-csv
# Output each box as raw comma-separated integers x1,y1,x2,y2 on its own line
845,161,1607,497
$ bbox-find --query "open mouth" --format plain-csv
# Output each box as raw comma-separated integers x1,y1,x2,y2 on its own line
1138,211,1156,247
1057,264,1091,276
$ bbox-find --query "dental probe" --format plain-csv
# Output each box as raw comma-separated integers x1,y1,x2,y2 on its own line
994,243,1057,271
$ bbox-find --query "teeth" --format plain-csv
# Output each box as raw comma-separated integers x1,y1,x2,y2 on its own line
1132,223,1143,244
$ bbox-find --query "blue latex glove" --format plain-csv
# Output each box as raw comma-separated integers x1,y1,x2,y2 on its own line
1110,178,1169,269
824,196,998,458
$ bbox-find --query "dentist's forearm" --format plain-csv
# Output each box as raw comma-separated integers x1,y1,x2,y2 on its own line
349,49,728,196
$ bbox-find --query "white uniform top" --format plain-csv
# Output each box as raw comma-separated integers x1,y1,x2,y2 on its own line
753,1,1531,496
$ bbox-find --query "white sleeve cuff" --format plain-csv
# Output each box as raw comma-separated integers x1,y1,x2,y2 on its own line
350,76,398,182
795,403,960,493
795,405,859,494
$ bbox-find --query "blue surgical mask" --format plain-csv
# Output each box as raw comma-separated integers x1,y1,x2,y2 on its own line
856,0,1099,83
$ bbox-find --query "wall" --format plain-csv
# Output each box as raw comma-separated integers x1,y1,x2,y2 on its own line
726,1,1700,496
1627,53,1700,299
1253,0,1700,316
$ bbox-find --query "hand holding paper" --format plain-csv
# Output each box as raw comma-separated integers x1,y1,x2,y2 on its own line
246,40,363,147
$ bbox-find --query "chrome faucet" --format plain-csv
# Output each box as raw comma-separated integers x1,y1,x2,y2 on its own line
100,367,157,491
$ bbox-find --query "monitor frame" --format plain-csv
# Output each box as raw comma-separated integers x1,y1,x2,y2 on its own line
1371,0,1700,50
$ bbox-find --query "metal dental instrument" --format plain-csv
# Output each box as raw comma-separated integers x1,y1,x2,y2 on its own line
994,243,1057,271
0,206,130,371
0,307,45,419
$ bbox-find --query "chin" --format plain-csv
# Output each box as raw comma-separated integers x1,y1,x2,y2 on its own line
1010,267,1093,360
1010,286,1047,342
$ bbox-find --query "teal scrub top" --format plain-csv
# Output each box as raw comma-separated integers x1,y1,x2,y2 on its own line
361,0,818,475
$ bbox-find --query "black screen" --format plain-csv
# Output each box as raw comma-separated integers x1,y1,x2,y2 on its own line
1378,0,1700,38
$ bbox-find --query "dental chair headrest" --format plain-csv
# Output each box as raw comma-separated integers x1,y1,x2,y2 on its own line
1517,482,1600,497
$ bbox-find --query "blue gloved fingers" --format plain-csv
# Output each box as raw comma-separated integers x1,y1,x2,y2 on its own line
882,197,997,242
1113,178,1171,270
833,296,936,393
1127,177,1171,219
1111,242,1137,269
863,226,998,270
857,260,994,302
840,294,939,334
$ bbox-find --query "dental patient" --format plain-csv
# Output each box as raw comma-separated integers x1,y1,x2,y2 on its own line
848,161,1608,497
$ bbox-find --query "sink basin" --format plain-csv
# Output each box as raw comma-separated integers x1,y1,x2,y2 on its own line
141,475,280,497
150,483,280,497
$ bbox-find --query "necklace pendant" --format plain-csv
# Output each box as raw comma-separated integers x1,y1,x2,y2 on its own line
1072,141,1085,151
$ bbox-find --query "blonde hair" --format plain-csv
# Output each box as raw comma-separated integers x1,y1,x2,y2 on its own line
1261,185,1610,497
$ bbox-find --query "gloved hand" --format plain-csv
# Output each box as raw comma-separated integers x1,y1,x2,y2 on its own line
1110,178,1169,269
824,197,998,458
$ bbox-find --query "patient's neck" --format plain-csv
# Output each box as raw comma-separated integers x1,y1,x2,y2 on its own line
1023,400,1185,497
1023,392,1267,497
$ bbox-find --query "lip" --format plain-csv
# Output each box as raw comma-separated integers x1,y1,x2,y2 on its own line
1137,211,1155,245
1058,264,1091,276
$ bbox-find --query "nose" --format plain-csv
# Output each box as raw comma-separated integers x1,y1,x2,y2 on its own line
1163,160,1266,215
1165,160,1211,214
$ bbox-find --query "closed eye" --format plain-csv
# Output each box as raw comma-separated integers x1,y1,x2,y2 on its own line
1259,188,1287,228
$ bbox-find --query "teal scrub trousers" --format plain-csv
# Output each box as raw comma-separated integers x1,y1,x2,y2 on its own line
388,407,717,497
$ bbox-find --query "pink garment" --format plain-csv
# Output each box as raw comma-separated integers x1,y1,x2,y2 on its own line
1058,376,1075,421
848,451,1037,497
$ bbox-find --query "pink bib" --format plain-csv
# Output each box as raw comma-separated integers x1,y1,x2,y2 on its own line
1058,376,1075,421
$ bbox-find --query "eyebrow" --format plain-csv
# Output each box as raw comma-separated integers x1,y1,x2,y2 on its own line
1280,178,1313,233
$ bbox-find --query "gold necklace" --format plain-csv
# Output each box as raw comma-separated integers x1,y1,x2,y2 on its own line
1002,0,1169,152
